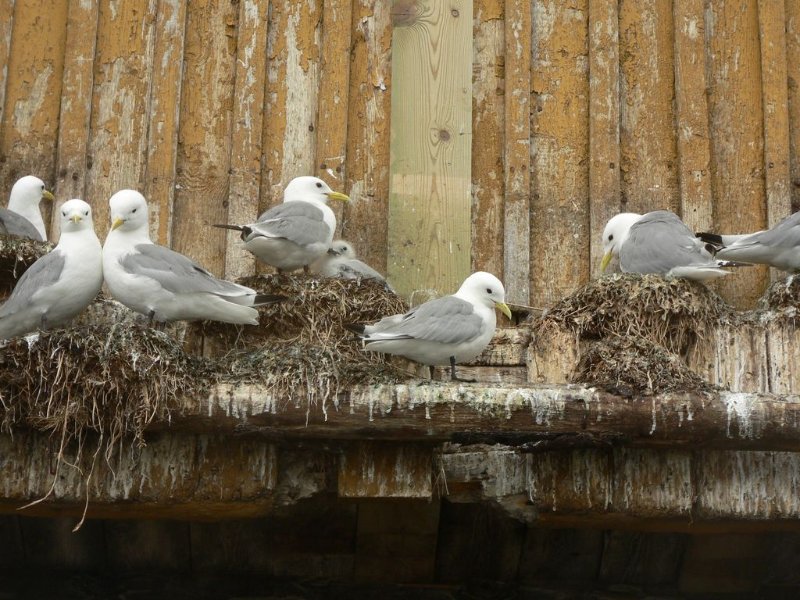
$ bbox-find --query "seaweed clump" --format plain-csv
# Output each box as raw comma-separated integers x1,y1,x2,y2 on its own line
534,274,732,394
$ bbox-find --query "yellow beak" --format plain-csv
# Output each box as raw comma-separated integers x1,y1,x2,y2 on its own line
42,189,55,201
70,214,82,224
326,191,350,203
600,251,613,272
496,302,512,320
111,217,125,230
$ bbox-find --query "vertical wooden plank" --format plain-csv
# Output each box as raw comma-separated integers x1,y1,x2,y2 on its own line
471,0,505,281
314,0,352,234
758,0,792,253
588,0,621,278
706,1,768,309
788,0,800,213
338,442,432,498
618,0,678,214
530,0,590,307
84,0,157,237
223,0,270,279
503,0,531,304
388,0,473,298
0,0,67,207
171,0,238,275
51,0,99,238
0,0,16,129
673,0,714,233
344,0,392,274
143,0,187,246
260,0,321,211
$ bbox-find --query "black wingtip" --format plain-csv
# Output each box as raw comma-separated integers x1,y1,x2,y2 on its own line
213,223,245,231
254,294,288,306
717,260,752,269
697,231,724,246
344,323,366,335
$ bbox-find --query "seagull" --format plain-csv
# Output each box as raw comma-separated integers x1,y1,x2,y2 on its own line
0,175,55,241
103,190,284,325
697,212,800,272
0,199,102,340
314,239,393,289
346,272,511,381
214,176,349,273
601,211,746,281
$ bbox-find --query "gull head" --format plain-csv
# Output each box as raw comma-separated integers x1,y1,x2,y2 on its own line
601,212,641,271
109,189,149,232
9,175,54,210
59,199,94,232
327,239,356,258
284,176,350,205
457,271,512,319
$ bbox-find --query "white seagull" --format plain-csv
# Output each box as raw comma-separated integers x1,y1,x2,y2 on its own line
601,211,745,281
697,212,800,272
0,199,102,340
0,175,55,241
314,239,393,289
346,272,511,381
214,176,349,273
103,190,283,325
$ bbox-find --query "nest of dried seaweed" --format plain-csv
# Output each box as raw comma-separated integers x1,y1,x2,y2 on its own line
756,274,800,320
538,274,733,354
574,335,712,396
0,235,52,296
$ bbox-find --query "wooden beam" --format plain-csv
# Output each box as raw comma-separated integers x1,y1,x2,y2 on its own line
0,0,15,129
388,0,472,298
788,0,800,213
338,442,432,498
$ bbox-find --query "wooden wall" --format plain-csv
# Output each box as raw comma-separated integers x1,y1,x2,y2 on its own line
0,0,798,307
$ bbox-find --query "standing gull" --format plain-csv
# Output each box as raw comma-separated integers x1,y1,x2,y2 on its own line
346,272,511,381
0,175,55,241
313,239,393,289
697,212,800,272
103,190,283,325
214,176,349,273
0,199,102,340
601,211,744,281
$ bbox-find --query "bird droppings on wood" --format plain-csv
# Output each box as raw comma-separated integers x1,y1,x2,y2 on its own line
757,274,800,318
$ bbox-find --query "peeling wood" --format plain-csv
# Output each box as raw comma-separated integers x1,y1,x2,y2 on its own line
588,0,621,279
224,0,269,280
673,0,713,233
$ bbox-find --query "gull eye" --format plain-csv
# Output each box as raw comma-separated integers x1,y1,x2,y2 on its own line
62,211,66,217
84,210,89,216
486,287,493,294
316,182,322,189
609,234,614,241
131,208,137,213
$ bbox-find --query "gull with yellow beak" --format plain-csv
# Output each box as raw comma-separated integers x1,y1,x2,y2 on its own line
0,199,102,340
214,176,349,273
600,210,744,281
0,175,55,241
346,272,512,382
103,190,284,325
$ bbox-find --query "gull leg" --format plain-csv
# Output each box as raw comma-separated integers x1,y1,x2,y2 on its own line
449,356,476,383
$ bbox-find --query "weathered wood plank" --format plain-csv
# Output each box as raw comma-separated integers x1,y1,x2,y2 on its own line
530,0,590,307
588,0,621,279
223,0,270,279
143,0,186,246
388,0,472,298
0,0,15,129
678,534,768,594
260,0,321,215
314,0,352,232
503,0,531,304
171,0,237,275
0,0,68,223
758,0,792,278
598,530,686,586
343,0,392,275
105,520,191,570
471,0,505,280
618,0,678,215
51,0,98,239
338,442,432,498
673,0,713,233
18,517,105,569
706,1,768,308
84,0,157,237
788,0,800,213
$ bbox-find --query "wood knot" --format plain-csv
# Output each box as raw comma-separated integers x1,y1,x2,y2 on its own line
438,129,451,142
392,0,419,26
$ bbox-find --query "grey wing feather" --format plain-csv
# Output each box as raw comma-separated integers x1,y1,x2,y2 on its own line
121,244,250,297
251,202,330,247
0,251,66,318
368,296,482,344
0,208,44,241
335,259,386,281
622,211,713,274
729,211,800,249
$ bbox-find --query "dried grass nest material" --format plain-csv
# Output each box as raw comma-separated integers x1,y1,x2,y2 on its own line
0,235,52,295
537,273,734,354
574,335,713,396
757,274,800,319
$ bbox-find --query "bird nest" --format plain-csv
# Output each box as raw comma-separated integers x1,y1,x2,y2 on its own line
534,274,732,394
0,235,52,295
757,274,800,320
